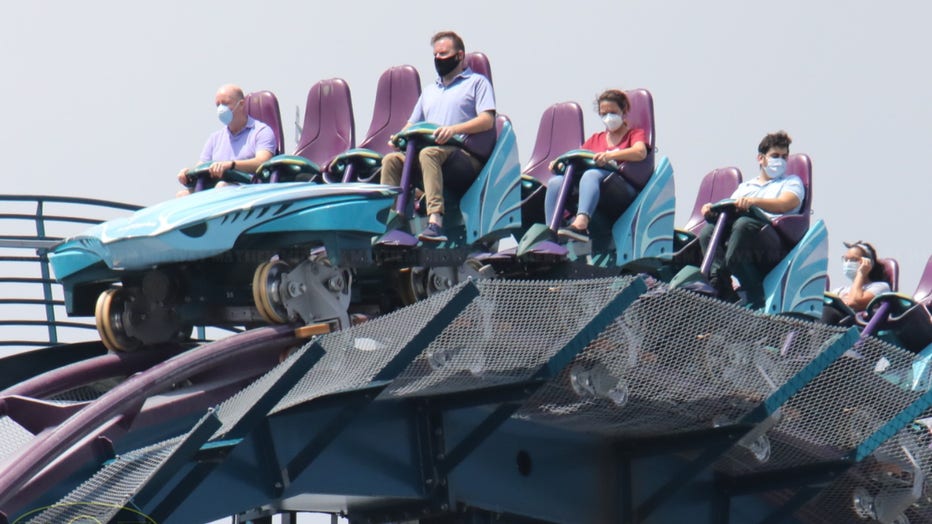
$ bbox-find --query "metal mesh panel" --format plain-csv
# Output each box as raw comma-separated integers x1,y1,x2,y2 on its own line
25,436,181,523
795,406,932,524
385,277,634,397
271,281,475,413
717,336,922,475
47,382,114,402
517,286,844,437
212,341,312,438
0,416,35,467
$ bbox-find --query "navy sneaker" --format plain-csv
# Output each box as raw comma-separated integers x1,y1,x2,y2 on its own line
557,225,589,243
418,222,448,242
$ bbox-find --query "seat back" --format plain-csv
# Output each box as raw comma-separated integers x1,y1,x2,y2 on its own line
619,88,656,190
456,52,496,161
358,65,421,154
787,153,812,217
465,52,492,85
245,90,285,155
521,102,585,184
442,114,511,200
294,78,355,165
682,167,743,235
915,254,932,307
878,258,900,292
768,153,812,247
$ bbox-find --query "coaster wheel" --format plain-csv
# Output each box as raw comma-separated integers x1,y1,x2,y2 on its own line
94,287,143,352
253,260,291,324
397,267,428,306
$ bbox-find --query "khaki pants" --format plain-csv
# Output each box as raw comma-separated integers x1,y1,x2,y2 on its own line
381,146,481,216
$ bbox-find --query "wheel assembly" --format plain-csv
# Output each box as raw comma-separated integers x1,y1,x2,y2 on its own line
253,260,291,324
95,287,142,352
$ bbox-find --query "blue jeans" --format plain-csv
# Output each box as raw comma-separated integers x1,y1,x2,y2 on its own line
544,167,612,225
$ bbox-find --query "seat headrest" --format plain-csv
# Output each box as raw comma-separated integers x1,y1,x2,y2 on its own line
521,102,584,183
295,78,355,164
465,52,492,85
683,167,743,234
245,90,285,155
915,254,932,306
359,65,421,154
878,258,900,292
786,153,812,215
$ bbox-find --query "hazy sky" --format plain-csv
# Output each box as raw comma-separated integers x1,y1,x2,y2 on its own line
2,0,929,291
0,1,930,520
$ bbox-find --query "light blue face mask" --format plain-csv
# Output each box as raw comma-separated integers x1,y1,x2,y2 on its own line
217,103,235,126
843,260,859,280
763,157,786,178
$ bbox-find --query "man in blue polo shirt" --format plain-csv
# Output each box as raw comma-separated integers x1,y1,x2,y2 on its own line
176,84,276,196
698,130,805,309
380,31,496,242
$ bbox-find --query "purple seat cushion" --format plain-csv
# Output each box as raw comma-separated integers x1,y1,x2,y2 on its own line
295,78,355,165
358,65,421,154
769,153,812,246
245,90,285,155
522,102,584,184
465,52,492,86
457,52,495,160
617,88,656,189
682,167,743,235
878,258,900,292
915,254,932,307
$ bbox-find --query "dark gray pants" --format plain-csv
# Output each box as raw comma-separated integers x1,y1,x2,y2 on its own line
698,216,784,308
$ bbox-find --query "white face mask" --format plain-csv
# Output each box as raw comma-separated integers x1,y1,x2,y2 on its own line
763,156,786,178
602,113,624,132
842,260,859,280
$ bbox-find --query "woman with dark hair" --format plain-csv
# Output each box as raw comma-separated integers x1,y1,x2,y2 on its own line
823,241,892,324
543,89,648,242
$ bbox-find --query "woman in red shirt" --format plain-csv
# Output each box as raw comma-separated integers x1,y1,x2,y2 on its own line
544,89,648,242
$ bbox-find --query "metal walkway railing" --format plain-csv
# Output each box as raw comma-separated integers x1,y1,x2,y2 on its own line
0,195,141,349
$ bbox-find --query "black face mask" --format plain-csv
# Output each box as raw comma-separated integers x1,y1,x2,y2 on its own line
434,53,461,77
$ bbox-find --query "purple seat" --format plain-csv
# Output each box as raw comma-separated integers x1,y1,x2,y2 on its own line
595,88,656,221
245,90,285,155
766,153,812,247
465,52,492,85
915,254,932,307
295,78,355,165
878,258,900,292
459,52,496,161
521,102,585,184
613,88,656,190
357,65,421,154
682,167,743,236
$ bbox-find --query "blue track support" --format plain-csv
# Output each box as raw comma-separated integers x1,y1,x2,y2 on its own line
132,410,223,517
438,277,648,475
757,367,932,524
276,282,480,491
143,340,328,521
635,327,861,521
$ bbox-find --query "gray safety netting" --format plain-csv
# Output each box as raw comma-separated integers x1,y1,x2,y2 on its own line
792,405,932,524
32,281,480,517
716,335,924,476
27,277,931,523
269,278,483,413
24,435,180,523
384,277,635,398
0,416,36,469
516,285,847,438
